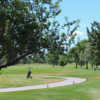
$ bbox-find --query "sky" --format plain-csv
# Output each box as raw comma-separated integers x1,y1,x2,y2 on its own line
57,0,100,40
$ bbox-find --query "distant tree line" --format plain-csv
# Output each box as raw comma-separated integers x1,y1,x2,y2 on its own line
67,21,100,70
27,21,100,70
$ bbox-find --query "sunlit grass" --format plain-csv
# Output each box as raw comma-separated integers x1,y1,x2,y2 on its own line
0,74,63,88
0,64,100,100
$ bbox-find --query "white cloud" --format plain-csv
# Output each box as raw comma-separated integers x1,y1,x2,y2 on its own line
73,31,83,35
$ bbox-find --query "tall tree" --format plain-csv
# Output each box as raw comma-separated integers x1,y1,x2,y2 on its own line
45,19,79,66
68,39,90,69
68,46,79,68
87,21,100,67
77,39,90,69
0,0,62,69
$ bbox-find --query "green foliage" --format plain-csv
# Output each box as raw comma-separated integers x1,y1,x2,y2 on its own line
0,0,79,69
68,39,90,68
68,46,79,63
0,0,62,69
45,52,58,65
45,19,79,66
58,55,67,66
87,21,100,66
32,56,44,63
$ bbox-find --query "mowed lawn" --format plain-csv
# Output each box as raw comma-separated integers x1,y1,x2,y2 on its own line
0,64,100,100
0,64,64,88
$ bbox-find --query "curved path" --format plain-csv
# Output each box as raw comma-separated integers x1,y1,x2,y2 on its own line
0,77,86,93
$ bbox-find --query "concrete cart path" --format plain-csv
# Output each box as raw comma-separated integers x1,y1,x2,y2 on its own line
0,77,86,93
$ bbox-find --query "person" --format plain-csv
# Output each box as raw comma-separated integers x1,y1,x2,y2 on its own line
26,67,32,79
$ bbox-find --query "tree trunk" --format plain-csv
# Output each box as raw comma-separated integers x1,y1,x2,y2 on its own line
0,51,33,70
76,63,78,69
86,61,88,70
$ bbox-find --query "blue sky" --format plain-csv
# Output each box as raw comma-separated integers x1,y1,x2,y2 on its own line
57,0,100,40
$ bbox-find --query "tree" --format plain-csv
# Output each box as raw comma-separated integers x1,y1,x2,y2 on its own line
45,19,79,66
76,39,90,69
83,42,91,69
45,52,58,66
58,55,67,66
0,0,62,69
68,46,79,68
87,21,100,67
68,39,90,69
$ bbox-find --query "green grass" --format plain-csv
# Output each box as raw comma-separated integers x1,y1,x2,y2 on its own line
0,74,63,88
0,64,64,88
0,64,100,100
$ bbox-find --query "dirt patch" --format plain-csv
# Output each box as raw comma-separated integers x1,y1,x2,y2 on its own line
96,76,100,79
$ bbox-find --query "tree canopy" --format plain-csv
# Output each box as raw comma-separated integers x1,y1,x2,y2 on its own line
0,0,79,69
67,39,90,69
0,0,62,69
87,21,100,66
